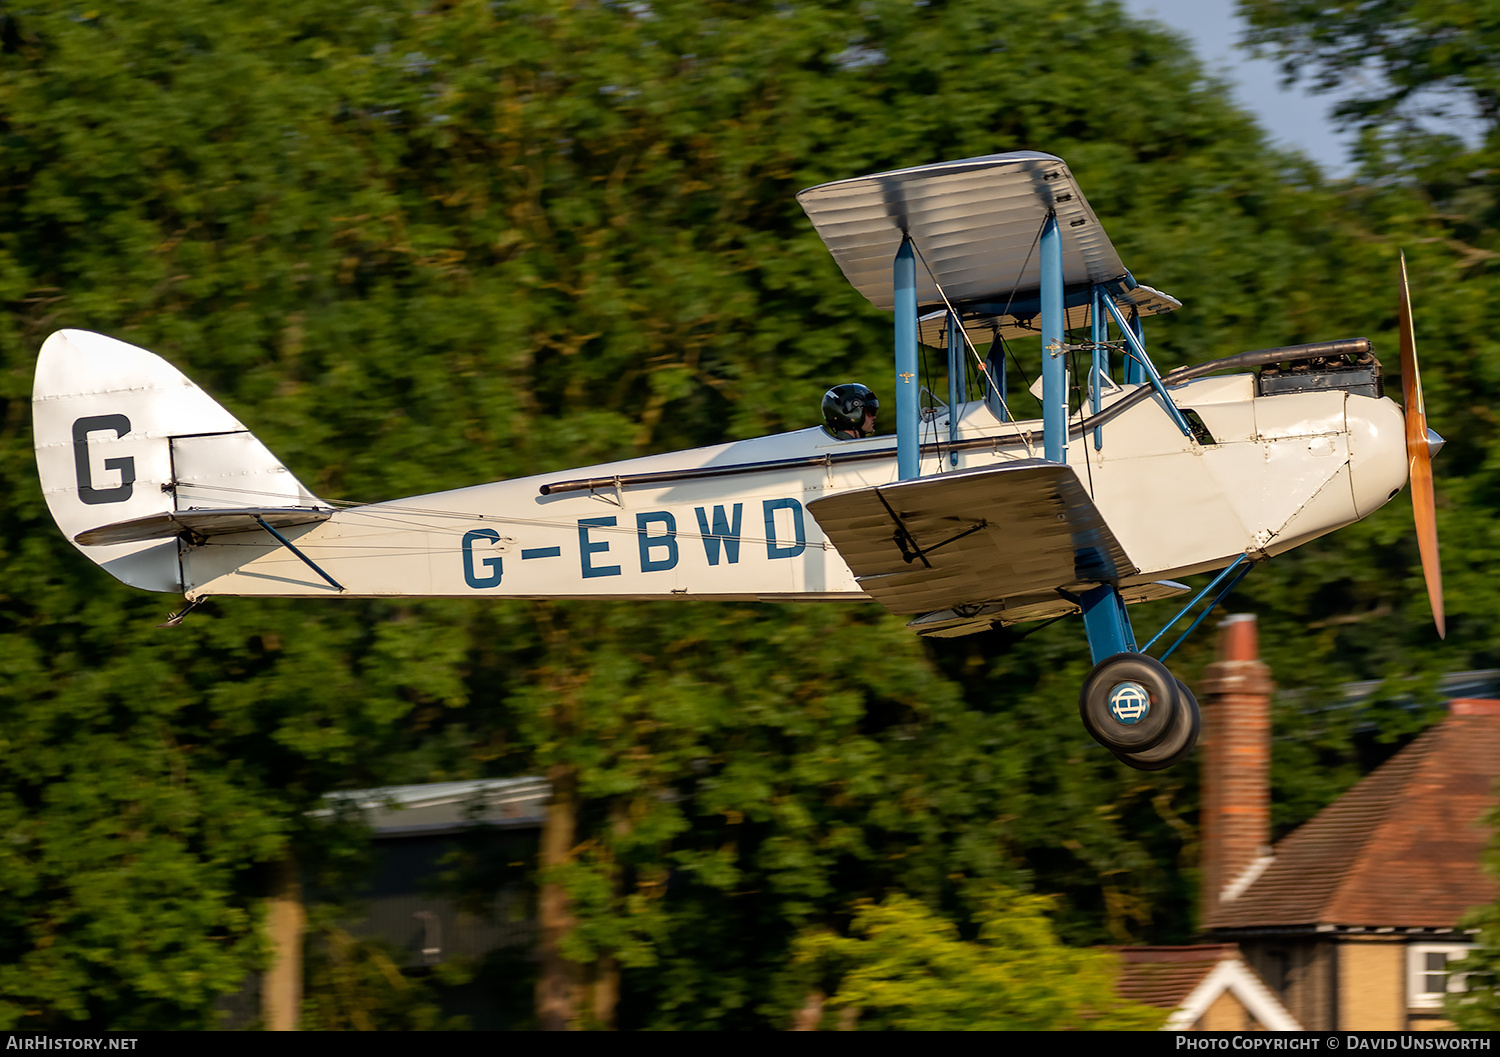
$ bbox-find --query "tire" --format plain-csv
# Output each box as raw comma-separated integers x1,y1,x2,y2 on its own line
1114,680,1201,771
1078,652,1181,753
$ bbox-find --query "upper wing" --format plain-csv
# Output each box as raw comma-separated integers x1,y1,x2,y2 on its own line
795,152,1123,311
806,460,1136,615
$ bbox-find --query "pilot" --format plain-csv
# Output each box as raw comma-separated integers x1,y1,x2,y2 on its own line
821,383,880,439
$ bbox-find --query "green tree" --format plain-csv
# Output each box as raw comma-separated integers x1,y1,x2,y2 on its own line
1239,0,1500,134
3,0,1498,1031
792,887,1165,1030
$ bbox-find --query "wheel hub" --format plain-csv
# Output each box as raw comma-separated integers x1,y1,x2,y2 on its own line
1107,681,1150,725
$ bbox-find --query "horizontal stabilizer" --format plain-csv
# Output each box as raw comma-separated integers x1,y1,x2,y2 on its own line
76,507,333,547
806,460,1136,616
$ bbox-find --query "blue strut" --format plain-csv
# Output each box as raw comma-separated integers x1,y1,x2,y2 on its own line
1080,585,1138,665
1040,214,1066,464
894,236,919,481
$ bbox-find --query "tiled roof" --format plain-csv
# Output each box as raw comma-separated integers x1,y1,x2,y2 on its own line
1208,701,1500,930
1114,945,1240,1009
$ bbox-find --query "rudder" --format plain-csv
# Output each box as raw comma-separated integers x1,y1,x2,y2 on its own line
33,330,322,592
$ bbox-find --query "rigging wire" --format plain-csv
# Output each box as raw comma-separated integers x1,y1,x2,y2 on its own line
1006,611,1072,642
907,239,1016,396
961,320,973,404
1069,343,1096,500
995,211,1053,419
998,332,1038,415
1077,301,1097,497
920,332,944,472
997,213,1049,323
909,211,1049,425
164,481,836,552
907,238,1036,457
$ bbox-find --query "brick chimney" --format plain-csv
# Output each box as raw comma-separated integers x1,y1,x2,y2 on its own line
1198,614,1274,927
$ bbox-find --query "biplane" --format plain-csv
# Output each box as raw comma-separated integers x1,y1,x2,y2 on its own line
32,152,1445,770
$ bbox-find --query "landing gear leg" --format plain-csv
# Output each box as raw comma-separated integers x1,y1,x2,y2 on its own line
1076,586,1200,770
1079,584,1137,664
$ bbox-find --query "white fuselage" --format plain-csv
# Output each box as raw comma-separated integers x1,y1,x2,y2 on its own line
179,373,1409,610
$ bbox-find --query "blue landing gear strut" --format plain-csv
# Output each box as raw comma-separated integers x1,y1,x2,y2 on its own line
1075,583,1203,771
1080,584,1138,663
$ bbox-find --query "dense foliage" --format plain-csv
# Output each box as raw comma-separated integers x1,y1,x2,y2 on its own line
792,887,1166,1030
1,0,1495,1029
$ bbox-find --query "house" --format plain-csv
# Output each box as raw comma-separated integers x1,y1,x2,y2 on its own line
244,777,550,1029
317,777,550,965
1197,615,1500,1031
1114,944,1301,1030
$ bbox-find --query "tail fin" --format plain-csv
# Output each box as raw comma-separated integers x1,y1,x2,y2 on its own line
33,330,323,593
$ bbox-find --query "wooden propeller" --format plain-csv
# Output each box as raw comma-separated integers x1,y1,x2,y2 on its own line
1398,252,1445,638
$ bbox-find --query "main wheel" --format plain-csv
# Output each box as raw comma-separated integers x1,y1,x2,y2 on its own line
1113,679,1200,771
1078,652,1181,754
